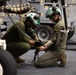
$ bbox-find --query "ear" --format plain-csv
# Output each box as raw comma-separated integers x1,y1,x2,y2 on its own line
54,15,59,19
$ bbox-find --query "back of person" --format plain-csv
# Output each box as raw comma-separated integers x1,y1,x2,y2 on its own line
2,21,25,43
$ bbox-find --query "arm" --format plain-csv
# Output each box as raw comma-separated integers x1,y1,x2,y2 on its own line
33,40,53,63
44,40,53,48
26,28,39,40
15,21,37,44
37,40,53,51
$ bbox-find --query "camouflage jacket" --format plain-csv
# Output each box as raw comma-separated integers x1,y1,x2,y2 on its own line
2,21,37,43
48,19,68,53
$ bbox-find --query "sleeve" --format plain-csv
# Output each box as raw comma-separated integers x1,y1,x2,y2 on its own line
26,28,37,40
52,25,63,45
15,21,31,43
55,31,62,46
54,29,67,52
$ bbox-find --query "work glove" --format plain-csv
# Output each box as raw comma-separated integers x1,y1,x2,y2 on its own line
34,40,43,47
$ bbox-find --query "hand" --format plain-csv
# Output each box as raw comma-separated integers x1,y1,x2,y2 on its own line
35,37,39,41
34,40,43,47
37,46,46,51
29,40,35,45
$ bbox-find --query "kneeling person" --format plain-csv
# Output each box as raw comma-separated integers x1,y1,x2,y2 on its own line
35,6,68,68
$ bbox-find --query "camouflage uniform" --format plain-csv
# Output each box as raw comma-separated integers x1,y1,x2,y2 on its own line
2,21,37,58
35,19,68,68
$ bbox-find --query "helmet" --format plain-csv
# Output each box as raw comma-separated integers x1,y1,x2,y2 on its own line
26,13,40,26
45,6,61,19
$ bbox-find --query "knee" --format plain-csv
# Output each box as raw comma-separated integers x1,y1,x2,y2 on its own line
23,43,31,51
35,58,58,68
35,62,44,68
25,44,31,50
35,60,46,68
17,43,31,53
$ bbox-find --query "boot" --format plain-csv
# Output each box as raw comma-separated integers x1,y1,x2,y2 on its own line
15,57,25,63
58,53,67,67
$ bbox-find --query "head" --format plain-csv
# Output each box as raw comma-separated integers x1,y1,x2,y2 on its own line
24,13,40,28
0,0,9,6
45,6,61,23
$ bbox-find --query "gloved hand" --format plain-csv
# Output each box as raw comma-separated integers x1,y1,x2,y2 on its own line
34,40,43,47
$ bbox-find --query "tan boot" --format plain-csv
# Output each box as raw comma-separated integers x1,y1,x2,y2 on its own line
58,53,67,67
15,57,25,63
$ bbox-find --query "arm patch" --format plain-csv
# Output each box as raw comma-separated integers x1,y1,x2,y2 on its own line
54,26,64,32
54,25,60,32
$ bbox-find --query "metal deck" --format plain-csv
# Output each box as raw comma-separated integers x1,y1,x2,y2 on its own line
17,49,76,75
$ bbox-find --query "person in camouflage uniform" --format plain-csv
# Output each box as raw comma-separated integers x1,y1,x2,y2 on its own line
35,6,68,68
2,12,40,65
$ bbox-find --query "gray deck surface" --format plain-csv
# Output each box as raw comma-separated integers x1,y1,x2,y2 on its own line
2,16,76,75
17,49,76,75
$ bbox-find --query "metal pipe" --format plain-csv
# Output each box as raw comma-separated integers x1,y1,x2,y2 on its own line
61,0,68,30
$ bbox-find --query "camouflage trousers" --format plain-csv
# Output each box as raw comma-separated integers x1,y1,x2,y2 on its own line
6,42,31,58
35,50,66,68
